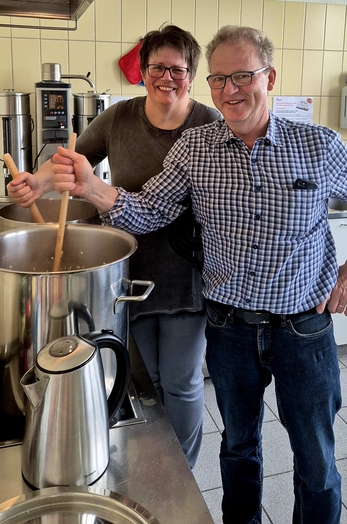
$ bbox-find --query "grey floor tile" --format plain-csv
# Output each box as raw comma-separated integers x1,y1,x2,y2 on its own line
340,354,347,367
194,431,222,492
263,419,293,477
204,379,224,431
339,406,347,424
338,458,347,511
334,415,347,461
203,405,219,434
263,471,294,523
340,367,347,408
263,379,279,419
202,488,223,524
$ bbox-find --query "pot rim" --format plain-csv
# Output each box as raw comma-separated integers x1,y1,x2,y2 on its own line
0,223,137,275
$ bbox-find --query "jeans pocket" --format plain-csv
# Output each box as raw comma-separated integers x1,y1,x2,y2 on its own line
288,309,333,340
206,301,230,329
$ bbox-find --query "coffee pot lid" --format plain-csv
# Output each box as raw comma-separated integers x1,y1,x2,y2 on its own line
36,335,96,373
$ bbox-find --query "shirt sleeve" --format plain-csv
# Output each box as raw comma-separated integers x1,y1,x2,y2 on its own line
100,136,192,234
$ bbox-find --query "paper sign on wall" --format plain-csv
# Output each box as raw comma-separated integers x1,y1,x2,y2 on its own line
273,96,314,123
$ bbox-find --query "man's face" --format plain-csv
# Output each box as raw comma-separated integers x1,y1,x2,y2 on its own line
209,41,276,140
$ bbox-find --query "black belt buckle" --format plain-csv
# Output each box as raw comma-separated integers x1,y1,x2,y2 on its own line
243,311,271,324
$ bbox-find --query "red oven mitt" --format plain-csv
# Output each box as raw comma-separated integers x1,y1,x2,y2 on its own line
118,40,143,85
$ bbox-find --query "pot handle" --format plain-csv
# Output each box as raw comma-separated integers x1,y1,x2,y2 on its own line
113,280,155,313
81,329,130,427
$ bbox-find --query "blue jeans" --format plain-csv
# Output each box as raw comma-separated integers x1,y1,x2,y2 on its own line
130,312,206,469
205,301,342,524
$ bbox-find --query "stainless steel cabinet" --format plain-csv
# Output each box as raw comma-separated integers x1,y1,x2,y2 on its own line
329,217,347,346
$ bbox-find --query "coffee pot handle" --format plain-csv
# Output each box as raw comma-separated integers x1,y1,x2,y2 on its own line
82,329,130,427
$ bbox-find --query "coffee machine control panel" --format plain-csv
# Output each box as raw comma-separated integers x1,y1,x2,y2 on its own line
35,82,72,167
40,89,69,142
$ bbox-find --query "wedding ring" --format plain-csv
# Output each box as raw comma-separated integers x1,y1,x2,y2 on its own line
338,304,345,308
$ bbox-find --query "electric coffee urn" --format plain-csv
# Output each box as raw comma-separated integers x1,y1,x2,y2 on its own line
0,90,33,204
35,63,72,168
73,92,112,184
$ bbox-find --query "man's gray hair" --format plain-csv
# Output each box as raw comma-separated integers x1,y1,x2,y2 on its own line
206,25,275,71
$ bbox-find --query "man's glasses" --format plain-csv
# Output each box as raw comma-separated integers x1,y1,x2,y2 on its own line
206,66,269,89
145,64,190,80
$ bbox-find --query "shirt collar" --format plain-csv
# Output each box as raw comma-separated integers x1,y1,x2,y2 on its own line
214,110,283,147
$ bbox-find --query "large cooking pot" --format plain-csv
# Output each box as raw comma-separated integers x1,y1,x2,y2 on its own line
0,198,100,232
0,224,154,444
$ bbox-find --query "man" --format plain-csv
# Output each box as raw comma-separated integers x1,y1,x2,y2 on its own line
23,25,347,524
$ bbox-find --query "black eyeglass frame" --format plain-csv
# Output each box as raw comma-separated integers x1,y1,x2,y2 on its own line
206,66,269,89
145,64,190,80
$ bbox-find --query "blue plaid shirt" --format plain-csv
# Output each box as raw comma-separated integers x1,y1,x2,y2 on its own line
104,111,347,314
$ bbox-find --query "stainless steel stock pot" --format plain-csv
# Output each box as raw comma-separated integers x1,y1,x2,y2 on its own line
0,198,100,232
0,224,154,442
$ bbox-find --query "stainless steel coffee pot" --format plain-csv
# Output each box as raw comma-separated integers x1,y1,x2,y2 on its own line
20,330,130,489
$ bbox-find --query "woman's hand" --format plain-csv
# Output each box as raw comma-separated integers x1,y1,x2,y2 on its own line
6,159,56,207
6,171,43,208
51,146,94,198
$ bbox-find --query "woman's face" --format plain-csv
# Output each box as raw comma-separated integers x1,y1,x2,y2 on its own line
142,46,193,107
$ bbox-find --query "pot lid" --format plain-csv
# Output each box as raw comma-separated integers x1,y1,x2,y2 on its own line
36,335,95,373
0,486,161,524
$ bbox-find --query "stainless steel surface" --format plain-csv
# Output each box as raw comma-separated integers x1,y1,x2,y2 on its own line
21,332,129,489
0,486,161,524
73,93,111,116
0,198,99,231
0,0,94,21
73,93,111,185
0,91,31,115
0,224,153,446
1,91,33,202
329,198,347,218
42,62,96,90
0,341,214,524
42,63,62,82
62,74,95,90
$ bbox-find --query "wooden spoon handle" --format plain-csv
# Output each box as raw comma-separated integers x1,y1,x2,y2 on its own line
52,133,77,272
2,153,45,224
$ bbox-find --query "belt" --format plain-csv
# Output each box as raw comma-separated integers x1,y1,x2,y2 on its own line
233,308,287,326
207,300,315,327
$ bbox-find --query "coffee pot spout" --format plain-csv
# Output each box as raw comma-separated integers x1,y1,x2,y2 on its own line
20,368,50,409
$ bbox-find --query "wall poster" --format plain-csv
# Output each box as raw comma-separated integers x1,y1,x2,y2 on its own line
273,96,314,124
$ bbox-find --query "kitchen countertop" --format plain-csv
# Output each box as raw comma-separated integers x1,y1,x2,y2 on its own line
0,339,214,524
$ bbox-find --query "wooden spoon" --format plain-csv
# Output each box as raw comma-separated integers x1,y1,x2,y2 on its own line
2,153,45,224
52,133,77,272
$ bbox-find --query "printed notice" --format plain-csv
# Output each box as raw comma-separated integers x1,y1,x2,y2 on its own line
273,96,314,123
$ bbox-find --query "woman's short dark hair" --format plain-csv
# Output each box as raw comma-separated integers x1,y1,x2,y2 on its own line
140,25,201,79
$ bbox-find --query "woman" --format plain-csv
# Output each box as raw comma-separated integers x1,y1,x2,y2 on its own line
7,25,220,469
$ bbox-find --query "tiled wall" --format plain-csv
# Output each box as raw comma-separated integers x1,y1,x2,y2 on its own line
1,0,347,154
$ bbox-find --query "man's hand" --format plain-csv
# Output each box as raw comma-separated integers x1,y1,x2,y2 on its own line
316,261,347,315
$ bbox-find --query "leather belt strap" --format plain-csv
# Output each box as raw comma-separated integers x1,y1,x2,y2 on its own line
233,308,286,326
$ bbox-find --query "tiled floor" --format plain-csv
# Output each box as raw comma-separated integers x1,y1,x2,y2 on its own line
194,347,347,524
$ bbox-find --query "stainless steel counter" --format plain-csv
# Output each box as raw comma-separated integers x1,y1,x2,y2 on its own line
0,341,214,524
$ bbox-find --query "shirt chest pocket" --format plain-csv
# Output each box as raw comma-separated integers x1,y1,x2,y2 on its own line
274,185,323,238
